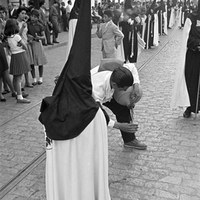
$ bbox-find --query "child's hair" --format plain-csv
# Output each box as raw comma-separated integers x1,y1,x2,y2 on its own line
30,9,40,18
0,5,7,14
4,19,19,36
39,0,45,7
16,6,28,18
103,10,113,18
111,67,133,88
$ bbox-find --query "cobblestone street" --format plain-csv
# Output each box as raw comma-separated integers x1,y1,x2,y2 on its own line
0,25,200,200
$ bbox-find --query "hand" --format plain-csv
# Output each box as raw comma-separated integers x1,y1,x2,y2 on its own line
97,23,100,29
22,22,27,29
115,42,118,49
113,122,138,133
128,84,143,108
197,46,200,51
135,16,141,24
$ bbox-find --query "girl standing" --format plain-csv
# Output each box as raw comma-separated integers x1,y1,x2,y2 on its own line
27,9,47,85
4,19,31,103
16,6,34,88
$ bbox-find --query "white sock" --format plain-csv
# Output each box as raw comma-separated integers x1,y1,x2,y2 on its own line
39,77,43,82
33,78,37,83
17,95,23,100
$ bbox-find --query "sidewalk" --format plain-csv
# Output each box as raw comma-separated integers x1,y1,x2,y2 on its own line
43,23,98,51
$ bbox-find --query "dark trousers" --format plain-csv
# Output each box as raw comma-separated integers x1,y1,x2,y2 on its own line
103,98,136,143
45,24,51,44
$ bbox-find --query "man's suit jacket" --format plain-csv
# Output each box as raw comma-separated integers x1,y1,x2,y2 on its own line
96,20,124,54
39,8,48,26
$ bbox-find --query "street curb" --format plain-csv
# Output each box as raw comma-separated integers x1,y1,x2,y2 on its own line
44,41,68,51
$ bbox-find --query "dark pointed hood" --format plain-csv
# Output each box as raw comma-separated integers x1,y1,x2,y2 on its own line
39,0,99,140
69,0,81,20
124,0,133,10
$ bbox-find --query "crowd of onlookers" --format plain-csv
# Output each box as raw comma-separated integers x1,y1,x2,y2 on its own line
0,0,73,104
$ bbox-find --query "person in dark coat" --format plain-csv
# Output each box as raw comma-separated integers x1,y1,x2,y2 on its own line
183,0,200,117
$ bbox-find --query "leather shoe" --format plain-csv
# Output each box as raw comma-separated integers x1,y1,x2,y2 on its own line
53,41,59,44
183,107,191,118
2,90,10,95
17,98,31,103
32,82,37,86
0,97,6,102
37,81,43,85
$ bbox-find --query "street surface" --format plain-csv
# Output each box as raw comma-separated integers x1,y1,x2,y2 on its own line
0,25,200,200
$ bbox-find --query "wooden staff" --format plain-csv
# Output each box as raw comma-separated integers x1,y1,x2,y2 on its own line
130,108,134,123
195,71,200,119
160,10,163,35
130,25,134,58
146,15,151,49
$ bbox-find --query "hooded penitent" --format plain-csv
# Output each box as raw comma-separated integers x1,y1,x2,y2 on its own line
124,0,133,10
39,0,99,140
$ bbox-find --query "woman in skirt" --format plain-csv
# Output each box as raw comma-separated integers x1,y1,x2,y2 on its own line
17,6,34,88
4,19,31,103
27,9,47,86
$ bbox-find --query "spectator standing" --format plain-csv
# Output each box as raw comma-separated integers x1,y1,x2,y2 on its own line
27,9,47,85
96,10,124,59
16,6,33,88
66,0,73,31
0,40,9,101
4,19,31,103
60,2,68,31
38,0,53,45
8,3,18,19
49,0,60,43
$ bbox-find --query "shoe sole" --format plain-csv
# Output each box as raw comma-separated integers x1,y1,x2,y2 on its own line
124,144,147,150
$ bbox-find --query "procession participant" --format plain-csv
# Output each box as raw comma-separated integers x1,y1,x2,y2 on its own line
39,0,111,199
171,0,200,118
144,0,157,49
178,1,185,29
158,0,166,35
65,0,81,60
0,5,15,97
119,0,141,62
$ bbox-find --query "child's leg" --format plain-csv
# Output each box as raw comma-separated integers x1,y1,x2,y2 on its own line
3,70,15,94
24,73,33,87
2,75,10,92
38,65,43,84
14,74,30,103
30,65,37,85
13,75,22,98
0,77,6,101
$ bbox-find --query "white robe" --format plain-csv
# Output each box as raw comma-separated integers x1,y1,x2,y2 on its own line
153,12,159,46
163,6,168,35
65,19,78,60
169,7,175,28
46,109,111,200
170,18,191,109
